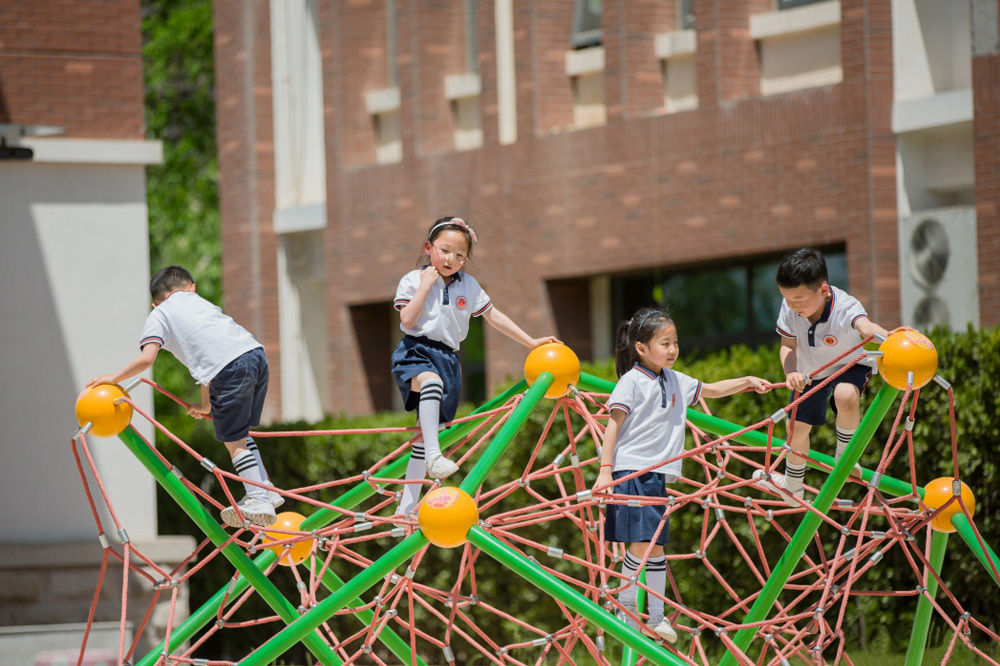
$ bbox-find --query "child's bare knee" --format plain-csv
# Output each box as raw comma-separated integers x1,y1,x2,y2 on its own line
833,383,860,408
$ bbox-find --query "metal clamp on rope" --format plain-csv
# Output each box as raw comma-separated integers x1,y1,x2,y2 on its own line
870,473,882,489
953,479,963,496
170,466,184,480
443,646,455,662
596,636,605,652
98,533,110,549
770,409,788,424
933,374,951,390
627,499,641,507
200,457,216,472
570,453,580,468
869,550,884,564
353,512,366,521
576,490,593,501
469,595,478,605
118,529,130,544
551,453,565,467
546,546,564,558
353,521,373,533
903,417,915,431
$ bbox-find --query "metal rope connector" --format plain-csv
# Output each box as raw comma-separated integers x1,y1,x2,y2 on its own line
199,457,216,472
770,409,788,424
551,453,565,467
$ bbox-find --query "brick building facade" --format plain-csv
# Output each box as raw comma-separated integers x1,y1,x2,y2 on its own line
213,0,1000,421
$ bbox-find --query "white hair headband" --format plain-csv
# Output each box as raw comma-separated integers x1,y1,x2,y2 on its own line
428,217,478,243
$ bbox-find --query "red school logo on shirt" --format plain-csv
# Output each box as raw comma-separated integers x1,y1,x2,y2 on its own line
823,334,838,346
455,296,468,310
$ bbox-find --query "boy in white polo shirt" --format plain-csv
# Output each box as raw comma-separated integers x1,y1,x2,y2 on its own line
755,248,890,506
88,265,281,528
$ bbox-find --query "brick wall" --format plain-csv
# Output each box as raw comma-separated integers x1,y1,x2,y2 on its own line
216,0,999,417
0,1,144,138
974,48,1000,326
214,0,282,421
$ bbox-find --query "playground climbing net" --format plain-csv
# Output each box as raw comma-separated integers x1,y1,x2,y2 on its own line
71,334,1000,666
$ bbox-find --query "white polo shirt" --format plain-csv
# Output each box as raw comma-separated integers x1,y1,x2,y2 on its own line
606,363,703,480
394,270,492,351
775,285,876,379
139,291,263,385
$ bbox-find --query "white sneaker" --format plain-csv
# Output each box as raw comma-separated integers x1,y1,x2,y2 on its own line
425,453,459,479
221,496,278,527
752,470,805,507
615,601,639,629
264,481,285,508
646,615,678,643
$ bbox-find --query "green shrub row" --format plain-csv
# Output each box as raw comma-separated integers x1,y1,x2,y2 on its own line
153,326,1000,662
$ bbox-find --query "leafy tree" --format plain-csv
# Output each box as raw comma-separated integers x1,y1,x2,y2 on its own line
141,0,220,420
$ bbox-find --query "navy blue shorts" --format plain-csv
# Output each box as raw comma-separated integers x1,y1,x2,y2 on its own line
391,336,462,424
604,471,670,546
209,347,268,442
790,364,872,427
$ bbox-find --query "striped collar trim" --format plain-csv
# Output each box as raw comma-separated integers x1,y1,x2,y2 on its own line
632,363,660,380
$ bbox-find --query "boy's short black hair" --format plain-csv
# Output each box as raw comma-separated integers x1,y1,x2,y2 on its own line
150,265,195,302
776,248,828,290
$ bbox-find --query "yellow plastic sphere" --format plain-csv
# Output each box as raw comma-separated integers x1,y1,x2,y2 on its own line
523,343,581,398
418,487,479,548
877,330,938,390
922,477,975,533
75,384,134,437
263,512,312,566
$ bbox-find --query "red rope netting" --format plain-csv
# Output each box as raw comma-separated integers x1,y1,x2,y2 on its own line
71,347,999,666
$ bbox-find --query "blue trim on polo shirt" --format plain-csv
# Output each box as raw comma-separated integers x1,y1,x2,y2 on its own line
472,301,492,316
690,381,703,406
608,402,630,415
776,325,796,339
851,313,867,329
632,363,658,379
140,336,164,349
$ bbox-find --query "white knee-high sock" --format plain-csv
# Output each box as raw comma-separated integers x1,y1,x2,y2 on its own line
784,460,807,494
618,552,642,605
245,437,270,483
418,379,445,460
232,450,267,500
645,556,667,617
398,441,426,516
836,426,856,461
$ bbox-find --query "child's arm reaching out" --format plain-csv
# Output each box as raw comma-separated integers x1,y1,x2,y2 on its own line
87,343,160,388
701,376,770,399
854,316,890,340
592,408,626,492
481,306,561,348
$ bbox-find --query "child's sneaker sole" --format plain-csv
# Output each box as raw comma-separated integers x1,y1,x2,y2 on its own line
221,498,278,527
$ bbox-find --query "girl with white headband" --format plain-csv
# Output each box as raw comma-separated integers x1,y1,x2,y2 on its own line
391,216,560,518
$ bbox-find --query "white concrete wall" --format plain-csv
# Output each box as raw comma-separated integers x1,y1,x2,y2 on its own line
0,141,160,543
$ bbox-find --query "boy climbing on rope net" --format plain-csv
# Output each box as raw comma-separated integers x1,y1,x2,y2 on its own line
88,265,282,527
754,247,892,506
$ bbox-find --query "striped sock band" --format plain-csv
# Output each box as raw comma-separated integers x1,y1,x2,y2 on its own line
784,461,806,493
418,379,445,460
619,552,642,605
232,450,267,500
245,437,270,483
836,426,856,461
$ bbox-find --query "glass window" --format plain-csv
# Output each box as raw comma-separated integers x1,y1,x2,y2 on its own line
679,0,694,29
777,0,828,9
571,0,602,48
609,247,848,355
386,0,397,86
465,0,479,73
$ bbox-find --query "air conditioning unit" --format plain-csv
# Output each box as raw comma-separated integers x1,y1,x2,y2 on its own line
899,206,979,331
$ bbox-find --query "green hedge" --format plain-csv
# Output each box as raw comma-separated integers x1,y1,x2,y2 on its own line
153,326,1000,662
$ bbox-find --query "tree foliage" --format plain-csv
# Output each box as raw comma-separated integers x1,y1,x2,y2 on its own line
142,0,220,414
